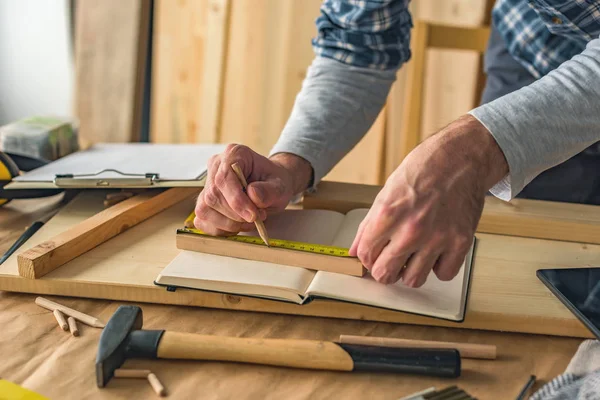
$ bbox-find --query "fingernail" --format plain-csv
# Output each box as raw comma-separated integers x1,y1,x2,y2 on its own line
253,186,264,203
243,211,255,222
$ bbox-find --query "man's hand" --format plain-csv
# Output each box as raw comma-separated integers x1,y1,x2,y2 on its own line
350,115,508,287
194,144,312,236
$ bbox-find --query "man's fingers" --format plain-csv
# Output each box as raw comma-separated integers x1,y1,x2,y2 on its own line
369,244,411,284
401,250,440,288
432,249,468,282
199,186,245,223
247,180,285,209
194,207,254,235
214,164,259,223
349,220,366,257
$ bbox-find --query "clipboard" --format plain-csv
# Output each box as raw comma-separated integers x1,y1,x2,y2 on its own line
5,143,228,189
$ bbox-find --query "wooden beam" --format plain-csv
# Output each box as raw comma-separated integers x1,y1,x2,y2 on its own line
428,25,490,52
398,20,429,160
150,0,231,143
304,181,600,245
74,0,151,144
176,233,365,277
17,188,199,279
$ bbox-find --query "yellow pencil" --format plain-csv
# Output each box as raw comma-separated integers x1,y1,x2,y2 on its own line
230,163,270,247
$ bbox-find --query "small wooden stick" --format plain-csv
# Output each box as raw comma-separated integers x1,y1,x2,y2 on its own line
18,188,198,279
147,372,166,397
339,335,497,360
36,297,105,328
230,163,270,246
67,317,79,336
53,309,68,331
114,369,151,378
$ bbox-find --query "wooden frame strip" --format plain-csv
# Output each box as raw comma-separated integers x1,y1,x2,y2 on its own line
17,188,198,279
176,233,365,277
304,181,600,245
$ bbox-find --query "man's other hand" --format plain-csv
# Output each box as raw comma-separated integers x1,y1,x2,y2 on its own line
350,115,508,287
194,144,312,236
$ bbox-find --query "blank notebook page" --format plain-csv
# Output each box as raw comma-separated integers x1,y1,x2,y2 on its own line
241,209,346,245
306,251,472,321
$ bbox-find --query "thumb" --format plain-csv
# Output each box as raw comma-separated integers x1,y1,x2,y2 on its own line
247,180,286,209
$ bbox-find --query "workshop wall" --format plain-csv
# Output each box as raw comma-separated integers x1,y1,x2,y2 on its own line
146,0,493,184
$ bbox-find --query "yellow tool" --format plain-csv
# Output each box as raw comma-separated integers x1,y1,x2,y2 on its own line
180,212,352,258
0,380,49,400
0,151,62,207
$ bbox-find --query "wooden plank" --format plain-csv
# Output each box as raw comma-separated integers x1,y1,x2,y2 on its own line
150,0,230,143
176,233,365,277
74,0,151,145
428,25,490,52
16,188,198,279
384,68,408,177
416,0,488,140
398,20,429,161
324,108,387,185
0,189,598,338
305,181,600,245
219,0,321,155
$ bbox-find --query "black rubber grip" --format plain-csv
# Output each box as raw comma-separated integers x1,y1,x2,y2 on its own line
338,344,461,378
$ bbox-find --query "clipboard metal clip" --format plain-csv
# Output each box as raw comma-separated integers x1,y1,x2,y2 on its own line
53,169,160,188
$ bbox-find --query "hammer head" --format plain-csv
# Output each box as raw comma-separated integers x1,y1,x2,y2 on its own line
96,305,143,387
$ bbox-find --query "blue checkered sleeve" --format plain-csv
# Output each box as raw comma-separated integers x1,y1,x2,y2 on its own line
493,0,600,78
313,0,412,70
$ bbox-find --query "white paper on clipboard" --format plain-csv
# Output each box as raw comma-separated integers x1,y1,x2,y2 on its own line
8,143,229,189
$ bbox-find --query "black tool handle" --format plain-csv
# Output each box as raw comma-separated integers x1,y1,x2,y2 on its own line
339,344,461,378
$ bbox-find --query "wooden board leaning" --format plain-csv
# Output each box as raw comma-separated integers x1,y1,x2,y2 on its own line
0,182,599,338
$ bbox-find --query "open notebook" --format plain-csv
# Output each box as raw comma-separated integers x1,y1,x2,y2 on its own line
157,209,475,322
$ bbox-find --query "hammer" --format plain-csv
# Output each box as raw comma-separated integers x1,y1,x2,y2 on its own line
96,306,461,387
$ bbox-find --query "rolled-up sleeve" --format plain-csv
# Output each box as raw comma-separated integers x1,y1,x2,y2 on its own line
270,0,412,187
469,36,600,201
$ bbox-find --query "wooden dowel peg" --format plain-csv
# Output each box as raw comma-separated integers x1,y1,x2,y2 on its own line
67,317,79,337
147,372,166,397
35,297,105,328
339,335,497,360
53,309,68,331
114,369,151,378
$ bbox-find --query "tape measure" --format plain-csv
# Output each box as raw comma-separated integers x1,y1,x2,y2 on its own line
180,212,352,258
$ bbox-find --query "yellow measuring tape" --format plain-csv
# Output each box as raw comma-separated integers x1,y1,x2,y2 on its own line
179,212,352,258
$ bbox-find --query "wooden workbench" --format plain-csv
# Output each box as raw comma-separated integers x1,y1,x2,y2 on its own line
0,194,584,399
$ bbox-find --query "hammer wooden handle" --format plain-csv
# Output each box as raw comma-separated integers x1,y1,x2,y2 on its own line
157,332,354,371
339,335,497,360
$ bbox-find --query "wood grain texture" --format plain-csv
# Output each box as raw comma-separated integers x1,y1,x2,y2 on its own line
304,181,600,245
417,0,489,139
398,20,429,161
176,233,366,277
219,0,322,155
17,188,198,279
338,335,496,360
324,108,387,185
151,0,230,143
158,332,354,371
75,0,151,144
0,189,598,337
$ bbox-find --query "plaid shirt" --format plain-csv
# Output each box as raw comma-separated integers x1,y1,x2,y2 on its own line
313,0,600,78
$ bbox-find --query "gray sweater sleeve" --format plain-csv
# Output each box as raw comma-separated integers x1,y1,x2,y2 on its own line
470,36,600,201
270,56,397,187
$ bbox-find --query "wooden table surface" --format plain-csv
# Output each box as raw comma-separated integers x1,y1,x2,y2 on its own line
0,195,583,400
